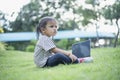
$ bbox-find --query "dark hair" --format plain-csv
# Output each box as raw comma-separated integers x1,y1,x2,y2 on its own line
36,17,56,39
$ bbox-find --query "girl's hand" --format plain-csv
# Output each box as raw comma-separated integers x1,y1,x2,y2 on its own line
69,54,77,62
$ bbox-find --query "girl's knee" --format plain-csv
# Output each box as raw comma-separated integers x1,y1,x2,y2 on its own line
55,53,72,63
55,53,66,58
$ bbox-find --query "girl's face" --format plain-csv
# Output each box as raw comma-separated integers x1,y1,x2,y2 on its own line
42,20,58,37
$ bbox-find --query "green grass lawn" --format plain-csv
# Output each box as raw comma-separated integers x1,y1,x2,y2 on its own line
0,48,120,80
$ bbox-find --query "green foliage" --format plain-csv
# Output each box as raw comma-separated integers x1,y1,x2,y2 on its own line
55,39,77,50
10,0,102,32
0,27,4,33
6,46,15,50
0,42,15,51
56,39,68,49
11,0,42,32
25,40,36,52
26,45,35,52
0,11,11,32
30,40,37,45
0,48,120,80
6,41,30,51
6,40,37,51
1,0,119,33
0,42,6,51
102,1,120,20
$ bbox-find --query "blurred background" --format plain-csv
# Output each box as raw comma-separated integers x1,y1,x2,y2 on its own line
0,0,120,51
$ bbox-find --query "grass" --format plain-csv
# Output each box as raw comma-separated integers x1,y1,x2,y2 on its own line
0,48,120,80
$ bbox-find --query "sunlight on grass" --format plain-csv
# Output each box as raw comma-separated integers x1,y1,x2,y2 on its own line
0,48,120,80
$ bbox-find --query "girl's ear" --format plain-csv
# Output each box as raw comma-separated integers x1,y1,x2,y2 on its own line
40,27,45,34
41,27,45,31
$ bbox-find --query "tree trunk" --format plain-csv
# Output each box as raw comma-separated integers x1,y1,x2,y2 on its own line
114,19,120,47
95,23,100,47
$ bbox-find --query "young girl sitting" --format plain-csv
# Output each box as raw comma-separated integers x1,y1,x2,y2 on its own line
34,17,93,68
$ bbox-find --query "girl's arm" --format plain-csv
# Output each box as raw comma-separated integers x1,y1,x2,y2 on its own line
51,47,77,62
51,47,71,56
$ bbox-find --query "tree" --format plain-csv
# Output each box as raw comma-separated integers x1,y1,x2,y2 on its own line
80,0,100,46
11,0,78,32
102,0,120,47
11,0,41,32
0,11,11,32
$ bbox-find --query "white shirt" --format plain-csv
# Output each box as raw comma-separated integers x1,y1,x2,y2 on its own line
34,35,56,67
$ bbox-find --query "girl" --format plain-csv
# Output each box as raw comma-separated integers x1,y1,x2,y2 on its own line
34,17,93,68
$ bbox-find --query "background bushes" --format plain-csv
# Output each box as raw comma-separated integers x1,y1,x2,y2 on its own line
0,42,6,51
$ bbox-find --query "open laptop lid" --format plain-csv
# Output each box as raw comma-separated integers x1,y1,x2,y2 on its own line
72,40,91,58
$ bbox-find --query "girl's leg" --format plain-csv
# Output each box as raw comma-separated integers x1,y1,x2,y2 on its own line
45,53,72,67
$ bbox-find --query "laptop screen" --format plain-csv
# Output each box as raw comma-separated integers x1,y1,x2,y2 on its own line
72,40,91,58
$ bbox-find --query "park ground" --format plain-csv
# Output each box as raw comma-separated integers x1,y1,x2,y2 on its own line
0,48,120,80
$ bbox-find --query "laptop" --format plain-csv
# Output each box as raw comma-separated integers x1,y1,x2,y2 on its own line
72,40,91,58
